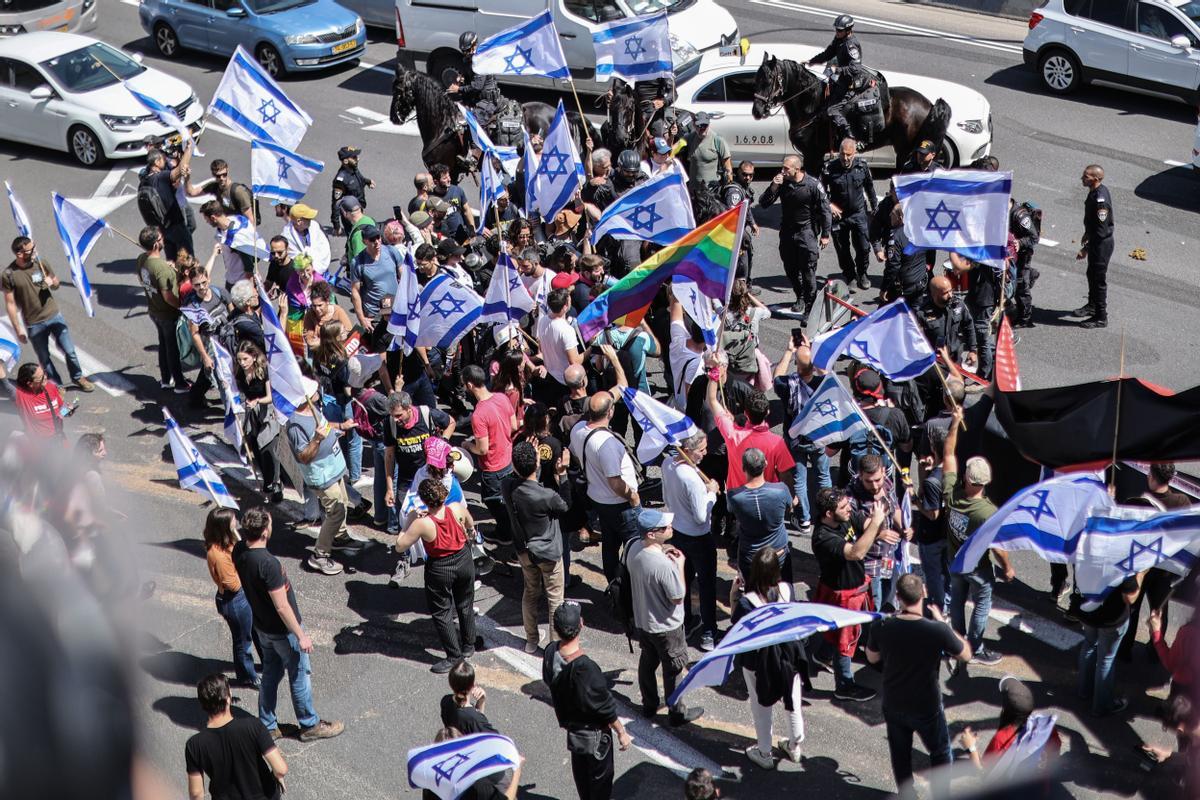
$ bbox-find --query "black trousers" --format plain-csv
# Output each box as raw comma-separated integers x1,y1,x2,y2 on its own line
1086,237,1114,320
637,625,688,713
424,546,476,659
1118,566,1175,661
570,731,614,800
833,212,871,281
1013,248,1037,323
674,532,718,637
779,233,819,308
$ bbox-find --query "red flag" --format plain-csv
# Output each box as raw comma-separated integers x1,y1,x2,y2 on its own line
994,315,1021,392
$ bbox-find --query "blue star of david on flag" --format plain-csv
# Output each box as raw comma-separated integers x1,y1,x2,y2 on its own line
1116,537,1165,573
503,45,535,75
624,35,647,60
408,732,521,800
846,339,881,368
1017,489,1056,524
537,146,571,181
432,752,472,784
813,399,838,418
429,292,468,319
788,375,869,447
924,200,962,241
263,330,285,358
629,203,663,232
276,157,291,180
258,98,281,125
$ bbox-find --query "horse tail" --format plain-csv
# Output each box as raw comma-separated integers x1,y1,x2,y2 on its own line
874,70,891,120
915,97,952,150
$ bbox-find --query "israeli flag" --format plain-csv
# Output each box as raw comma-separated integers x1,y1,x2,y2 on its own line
210,46,312,150
223,214,269,260
811,299,935,380
407,732,520,800
989,714,1058,780
522,128,539,218
478,155,506,234
622,387,701,464
669,602,881,706
404,272,483,352
5,181,32,238
401,475,466,518
893,169,1013,267
0,317,20,372
786,374,869,445
1076,506,1200,611
950,473,1109,575
591,167,694,245
482,252,535,325
164,408,239,510
473,10,569,80
180,303,214,328
593,12,673,82
387,247,422,352
211,339,247,464
250,139,323,203
50,193,106,318
461,105,520,178
257,283,309,418
532,101,584,222
670,280,719,348
124,81,202,156
898,489,913,575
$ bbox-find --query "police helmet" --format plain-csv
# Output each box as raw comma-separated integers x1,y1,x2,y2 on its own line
834,14,854,31
440,67,460,89
459,31,478,53
617,149,640,173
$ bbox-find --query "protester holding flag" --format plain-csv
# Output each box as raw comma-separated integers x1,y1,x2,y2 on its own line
233,342,283,504
958,677,1062,773
200,202,261,290
139,144,194,261
773,336,831,534
182,261,233,407
844,453,907,613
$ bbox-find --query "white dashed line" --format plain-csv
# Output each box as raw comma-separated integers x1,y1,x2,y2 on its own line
357,61,394,77
1164,159,1187,167
49,341,135,397
1038,238,1058,248
92,167,127,198
988,596,1083,652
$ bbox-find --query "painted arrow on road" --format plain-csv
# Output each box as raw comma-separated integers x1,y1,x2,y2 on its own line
342,106,420,137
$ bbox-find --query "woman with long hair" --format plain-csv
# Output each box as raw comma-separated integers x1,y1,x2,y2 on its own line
302,281,353,350
517,402,566,489
491,349,529,425
723,277,772,391
283,254,324,357
202,507,260,687
233,341,282,503
734,546,806,770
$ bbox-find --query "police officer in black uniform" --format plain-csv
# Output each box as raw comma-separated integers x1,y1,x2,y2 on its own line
899,139,946,175
880,204,929,309
451,31,502,127
1074,164,1113,329
597,149,647,277
950,251,1000,380
633,75,676,130
917,274,977,370
821,137,878,291
759,154,832,319
330,145,373,236
807,14,866,146
1009,197,1040,328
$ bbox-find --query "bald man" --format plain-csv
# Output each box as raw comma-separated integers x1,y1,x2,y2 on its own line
1074,164,1113,329
759,154,832,319
917,275,977,369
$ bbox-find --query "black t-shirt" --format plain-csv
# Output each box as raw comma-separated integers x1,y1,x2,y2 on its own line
867,615,963,715
543,643,618,729
423,776,505,800
184,717,281,800
864,404,912,447
149,169,184,226
813,517,867,590
914,466,944,546
532,433,563,487
384,405,452,486
440,694,499,735
233,543,300,636
1074,575,1137,628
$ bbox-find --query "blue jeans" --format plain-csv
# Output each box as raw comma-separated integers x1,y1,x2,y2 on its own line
215,589,259,683
27,312,82,384
884,706,952,798
790,444,831,525
595,501,640,582
1078,617,1130,715
325,398,363,493
258,630,319,731
870,572,897,614
816,637,857,691
918,540,950,611
950,565,994,652
370,439,395,530
150,314,186,387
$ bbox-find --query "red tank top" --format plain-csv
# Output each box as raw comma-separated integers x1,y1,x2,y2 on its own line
426,507,466,559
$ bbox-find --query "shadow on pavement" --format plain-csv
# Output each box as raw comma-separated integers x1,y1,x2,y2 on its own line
984,66,1196,124
1135,167,1200,215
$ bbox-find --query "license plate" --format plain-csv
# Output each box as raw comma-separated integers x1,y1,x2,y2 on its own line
332,40,356,54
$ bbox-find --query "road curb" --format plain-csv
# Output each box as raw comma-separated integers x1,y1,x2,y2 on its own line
901,0,1038,21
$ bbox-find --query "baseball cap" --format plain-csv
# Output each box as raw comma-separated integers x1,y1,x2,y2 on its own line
853,368,883,399
965,456,992,486
289,203,318,220
915,139,936,155
410,210,432,228
998,676,1034,718
337,145,362,160
551,271,580,289
636,507,674,535
336,195,361,213
694,111,711,127
553,601,583,639
437,238,465,258
360,224,381,241
427,197,451,214
424,436,452,469
652,136,671,154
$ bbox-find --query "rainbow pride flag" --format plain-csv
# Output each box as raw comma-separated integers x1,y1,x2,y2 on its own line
578,202,747,343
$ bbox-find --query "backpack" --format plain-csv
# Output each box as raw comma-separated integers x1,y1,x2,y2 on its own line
350,387,385,439
230,182,262,226
721,321,758,374
605,541,636,652
137,174,168,228
175,316,201,372
846,420,895,478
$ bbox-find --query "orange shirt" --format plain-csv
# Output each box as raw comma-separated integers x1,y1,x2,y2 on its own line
206,544,241,593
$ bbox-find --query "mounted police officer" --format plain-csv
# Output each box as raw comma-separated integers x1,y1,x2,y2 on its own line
447,31,503,127
633,75,676,131
329,145,373,236
821,137,878,291
807,15,870,147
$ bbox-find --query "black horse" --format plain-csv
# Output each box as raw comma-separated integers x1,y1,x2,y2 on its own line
598,80,638,154
750,54,951,172
390,64,599,183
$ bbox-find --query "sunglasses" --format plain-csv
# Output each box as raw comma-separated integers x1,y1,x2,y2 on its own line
213,172,229,179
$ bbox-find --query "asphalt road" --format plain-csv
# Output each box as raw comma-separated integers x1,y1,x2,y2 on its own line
1,0,1197,798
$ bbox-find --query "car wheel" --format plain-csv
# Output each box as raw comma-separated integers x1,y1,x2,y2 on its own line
426,49,463,85
939,138,958,168
68,125,105,167
1038,48,1082,95
154,22,179,58
256,44,284,78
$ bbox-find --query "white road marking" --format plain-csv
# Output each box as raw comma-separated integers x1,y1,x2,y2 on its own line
357,61,394,77
203,120,251,142
121,0,138,5
48,341,135,397
749,0,1025,55
346,105,389,123
92,167,127,198
1038,237,1058,247
343,106,420,136
1164,159,1187,167
478,616,732,781
989,596,1083,652
68,195,137,218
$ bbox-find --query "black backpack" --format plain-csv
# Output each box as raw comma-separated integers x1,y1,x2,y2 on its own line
605,541,636,652
137,173,168,228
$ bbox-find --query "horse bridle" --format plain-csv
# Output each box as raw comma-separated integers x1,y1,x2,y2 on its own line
393,71,417,123
753,65,811,117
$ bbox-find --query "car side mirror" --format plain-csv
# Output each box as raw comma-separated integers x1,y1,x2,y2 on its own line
226,5,246,17
29,84,52,101
1171,34,1191,49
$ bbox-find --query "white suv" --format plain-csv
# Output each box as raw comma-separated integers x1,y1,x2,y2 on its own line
1023,0,1200,104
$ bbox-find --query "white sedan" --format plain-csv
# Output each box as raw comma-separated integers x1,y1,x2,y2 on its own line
0,32,204,166
674,43,993,168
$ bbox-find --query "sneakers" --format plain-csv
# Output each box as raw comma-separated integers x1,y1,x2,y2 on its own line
305,552,343,575
810,654,834,674
159,380,174,391
430,657,458,674
269,727,284,741
798,521,814,536
971,647,1003,666
745,745,776,769
1071,304,1095,317
299,719,345,741
1081,317,1108,329
331,536,365,553
389,559,411,588
668,705,704,727
698,632,715,653
524,640,539,655
833,683,877,703
74,376,95,393
778,737,803,763
173,382,193,394
348,500,372,521
856,275,871,291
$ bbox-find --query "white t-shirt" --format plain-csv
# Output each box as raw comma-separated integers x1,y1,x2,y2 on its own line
216,228,249,286
521,268,557,310
541,315,579,385
570,422,637,506
668,319,704,410
662,458,716,537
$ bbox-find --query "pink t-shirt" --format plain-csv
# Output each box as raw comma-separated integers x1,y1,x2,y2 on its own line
472,392,515,473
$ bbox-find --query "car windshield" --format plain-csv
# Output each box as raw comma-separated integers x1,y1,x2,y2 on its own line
1170,1,1200,25
39,43,144,93
627,0,693,13
244,0,316,13
674,55,702,84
